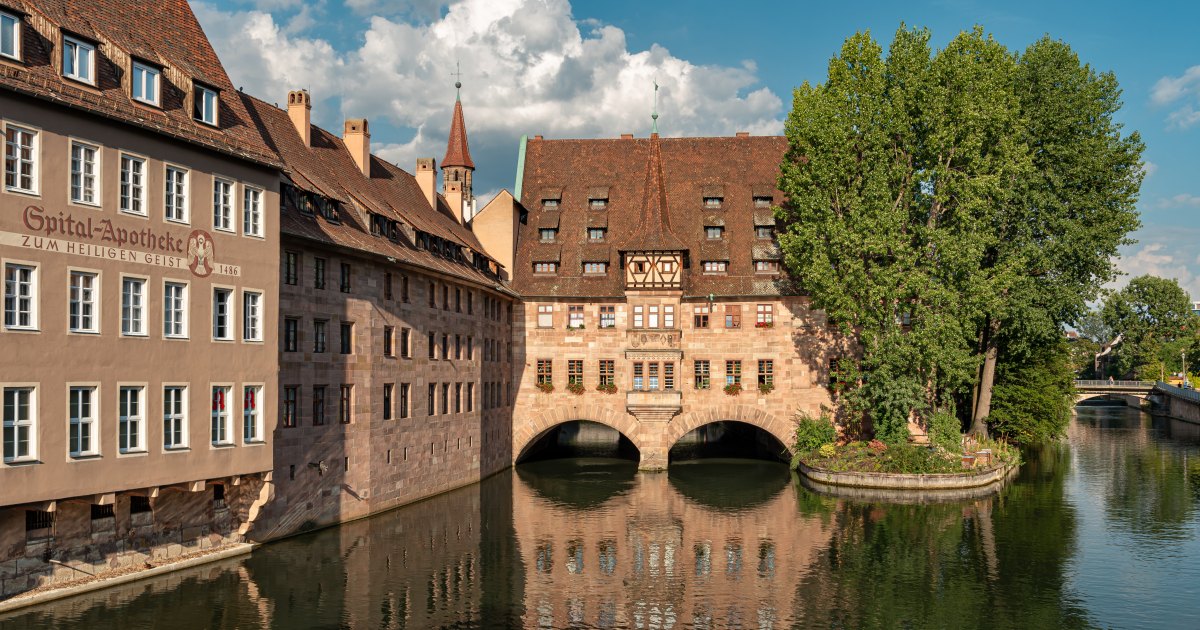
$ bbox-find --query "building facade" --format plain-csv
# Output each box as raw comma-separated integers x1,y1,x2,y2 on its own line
0,1,281,596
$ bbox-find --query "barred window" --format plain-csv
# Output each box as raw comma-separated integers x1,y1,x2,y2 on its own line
568,360,583,385
600,305,616,328
694,360,710,389
664,363,675,390
758,360,774,386
536,360,553,386
725,360,742,386
633,362,644,390
568,305,584,328
599,360,615,387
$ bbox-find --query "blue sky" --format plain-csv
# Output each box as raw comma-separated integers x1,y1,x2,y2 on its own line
196,0,1200,298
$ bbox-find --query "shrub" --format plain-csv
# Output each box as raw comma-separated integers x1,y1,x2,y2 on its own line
758,382,775,394
535,382,554,393
793,412,837,453
596,383,618,394
566,381,585,395
724,383,742,396
926,410,963,453
818,443,837,457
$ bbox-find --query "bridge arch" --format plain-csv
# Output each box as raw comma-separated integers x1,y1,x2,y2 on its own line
665,405,795,459
513,405,645,464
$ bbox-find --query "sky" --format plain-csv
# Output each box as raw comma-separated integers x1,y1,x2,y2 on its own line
194,0,1200,300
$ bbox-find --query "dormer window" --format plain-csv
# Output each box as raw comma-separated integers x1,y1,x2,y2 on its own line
194,83,219,126
753,196,773,208
132,61,160,107
583,262,607,274
534,262,557,274
755,260,780,273
756,225,774,239
62,35,95,85
702,261,727,274
370,213,389,236
705,226,723,240
589,198,607,210
0,12,20,61
703,196,722,209
542,199,559,210
587,227,605,241
539,228,557,242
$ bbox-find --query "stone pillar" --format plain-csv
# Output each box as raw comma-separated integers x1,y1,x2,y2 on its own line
638,444,669,472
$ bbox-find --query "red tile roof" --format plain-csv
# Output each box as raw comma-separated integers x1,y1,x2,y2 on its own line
618,133,687,253
442,99,474,169
515,134,795,298
238,92,508,290
0,0,280,168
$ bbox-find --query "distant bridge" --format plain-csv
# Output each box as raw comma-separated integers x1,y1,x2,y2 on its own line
1074,380,1156,404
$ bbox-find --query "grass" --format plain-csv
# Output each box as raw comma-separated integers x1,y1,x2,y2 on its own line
795,440,1019,475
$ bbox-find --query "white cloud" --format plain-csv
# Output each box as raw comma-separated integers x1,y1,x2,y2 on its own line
1114,242,1200,301
1155,193,1200,209
1152,65,1200,130
1141,160,1157,178
194,0,783,191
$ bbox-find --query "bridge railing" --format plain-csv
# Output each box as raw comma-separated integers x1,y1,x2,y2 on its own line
1156,381,1200,403
1074,380,1155,389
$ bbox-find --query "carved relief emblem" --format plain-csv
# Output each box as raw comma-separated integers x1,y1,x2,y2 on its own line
186,230,215,278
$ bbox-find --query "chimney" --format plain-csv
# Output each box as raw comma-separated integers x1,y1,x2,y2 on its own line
416,158,437,210
620,133,634,139
287,90,311,146
735,131,749,138
445,179,465,225
343,118,371,177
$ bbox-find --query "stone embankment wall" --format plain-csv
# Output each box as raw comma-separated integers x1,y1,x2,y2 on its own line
1159,383,1200,424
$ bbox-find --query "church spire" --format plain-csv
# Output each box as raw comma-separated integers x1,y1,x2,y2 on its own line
620,132,686,253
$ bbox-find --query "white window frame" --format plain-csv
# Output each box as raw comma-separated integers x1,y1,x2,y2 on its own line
69,140,99,206
0,11,20,61
164,165,189,224
212,176,234,232
212,286,233,341
194,83,218,126
242,290,262,342
4,123,38,195
118,385,146,454
211,385,233,446
242,384,263,444
131,61,160,106
242,185,264,237
62,35,95,85
68,269,99,334
163,385,188,450
163,280,188,339
3,262,37,330
68,384,98,458
3,385,36,464
119,153,146,216
536,304,553,328
120,275,147,336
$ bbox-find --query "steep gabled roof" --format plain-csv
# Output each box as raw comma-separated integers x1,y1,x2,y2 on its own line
619,133,687,253
442,99,474,169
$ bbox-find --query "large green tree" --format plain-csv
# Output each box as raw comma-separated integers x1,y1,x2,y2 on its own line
1101,275,1194,378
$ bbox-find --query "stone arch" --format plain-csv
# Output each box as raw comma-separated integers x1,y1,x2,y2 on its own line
513,404,645,464
666,404,795,456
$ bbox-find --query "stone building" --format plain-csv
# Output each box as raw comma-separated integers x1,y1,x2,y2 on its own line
239,87,517,539
0,0,280,596
502,131,852,470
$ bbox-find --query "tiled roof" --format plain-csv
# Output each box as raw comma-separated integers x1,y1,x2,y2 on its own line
0,0,280,168
238,92,507,291
514,134,792,297
618,133,688,253
442,99,474,169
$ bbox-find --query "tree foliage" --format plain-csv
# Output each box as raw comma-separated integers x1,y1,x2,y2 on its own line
1101,275,1195,378
989,341,1076,444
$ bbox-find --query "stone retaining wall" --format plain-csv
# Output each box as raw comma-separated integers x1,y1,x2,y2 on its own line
795,460,1017,491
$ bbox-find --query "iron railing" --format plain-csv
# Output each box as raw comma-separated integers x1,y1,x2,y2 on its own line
1074,380,1155,389
1156,381,1200,403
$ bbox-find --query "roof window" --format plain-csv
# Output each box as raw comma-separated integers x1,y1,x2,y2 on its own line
132,61,161,107
62,35,95,85
703,196,722,209
0,12,20,61
194,83,219,126
753,195,773,208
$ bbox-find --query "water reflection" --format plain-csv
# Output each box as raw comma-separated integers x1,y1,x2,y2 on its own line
9,406,1200,628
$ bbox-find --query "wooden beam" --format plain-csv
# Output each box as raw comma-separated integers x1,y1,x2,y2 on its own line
94,493,116,506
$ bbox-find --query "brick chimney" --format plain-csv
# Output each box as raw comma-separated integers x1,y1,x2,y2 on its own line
416,158,437,210
445,179,465,224
343,118,370,177
287,90,311,146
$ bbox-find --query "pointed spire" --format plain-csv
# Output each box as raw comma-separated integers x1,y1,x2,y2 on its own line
620,133,686,253
442,78,474,170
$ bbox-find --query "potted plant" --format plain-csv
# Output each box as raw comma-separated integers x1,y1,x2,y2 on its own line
536,382,554,393
596,382,618,394
723,382,742,396
758,382,774,395
754,321,774,329
567,381,586,395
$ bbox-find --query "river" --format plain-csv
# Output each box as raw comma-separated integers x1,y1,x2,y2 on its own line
3,406,1200,629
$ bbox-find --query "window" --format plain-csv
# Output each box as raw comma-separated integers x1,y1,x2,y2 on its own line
340,322,353,354
536,360,552,386
69,271,98,333
599,360,615,387
542,199,559,210
568,360,583,386
339,385,352,424
702,261,727,274
4,263,36,330
383,326,394,357
0,12,19,61
725,305,741,328
428,281,436,307
583,262,607,274
664,363,675,390
165,166,188,223
3,387,34,462
402,275,410,302
534,262,557,274
441,333,449,360
660,260,677,274
312,386,326,425
243,187,263,237
243,386,262,443
211,386,232,445
633,305,644,328
70,141,98,205
281,386,297,428
384,273,393,300
131,61,160,106
705,226,723,240
756,304,773,326
664,305,675,328
588,227,606,241
455,288,461,312
283,318,298,352
829,358,841,388
212,288,232,340
758,360,774,387
454,383,462,413
467,336,474,359
313,257,326,289
537,304,553,328
466,382,474,412
340,263,351,293
648,305,660,328
756,225,774,239
119,154,146,215
243,291,262,341
428,331,436,359
163,281,187,338
694,360,711,389
4,125,36,193
163,386,187,448
648,362,660,390
399,383,410,419
441,383,449,415
694,305,710,328
600,305,616,328
568,305,584,329
382,383,394,420
284,252,298,285
400,327,411,358
703,196,722,208
755,260,779,273
443,285,449,310
121,277,146,335
539,228,557,242
632,362,644,390
194,84,218,126
428,384,436,416
69,386,97,457
455,334,461,359
754,195,773,208
590,198,607,210
725,360,742,386
313,319,327,352
62,36,95,84
467,291,473,314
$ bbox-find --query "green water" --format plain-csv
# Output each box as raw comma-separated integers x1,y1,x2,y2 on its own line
3,406,1200,629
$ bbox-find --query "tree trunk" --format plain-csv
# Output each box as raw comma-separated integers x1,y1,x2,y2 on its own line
970,328,985,420
971,317,1001,437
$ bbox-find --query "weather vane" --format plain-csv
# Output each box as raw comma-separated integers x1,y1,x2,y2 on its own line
452,61,463,100
652,79,659,134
